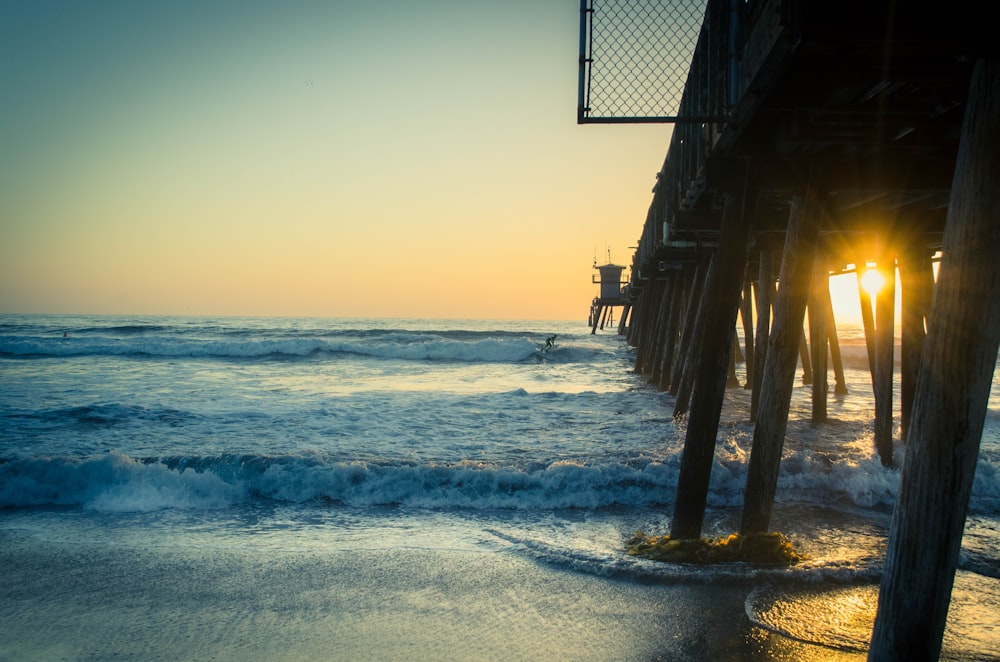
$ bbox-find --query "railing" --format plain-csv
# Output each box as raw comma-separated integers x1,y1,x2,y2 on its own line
581,1,790,278
578,0,713,123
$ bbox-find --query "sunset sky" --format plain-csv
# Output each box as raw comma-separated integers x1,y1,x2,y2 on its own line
0,0,672,320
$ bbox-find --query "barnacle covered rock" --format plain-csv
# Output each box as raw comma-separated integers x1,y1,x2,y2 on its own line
626,530,806,565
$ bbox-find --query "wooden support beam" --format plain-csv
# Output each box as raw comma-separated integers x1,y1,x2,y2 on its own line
649,279,674,385
635,286,655,348
874,254,896,466
856,265,878,377
672,255,712,409
898,239,932,441
591,303,604,335
658,271,685,392
728,330,741,388
870,56,1000,661
626,289,642,347
825,282,849,395
750,250,776,422
799,330,813,385
740,191,821,535
630,287,653,365
617,301,631,335
670,193,751,540
669,260,705,395
741,281,755,389
808,262,829,423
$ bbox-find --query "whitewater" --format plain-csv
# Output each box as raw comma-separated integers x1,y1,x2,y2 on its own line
2,314,999,660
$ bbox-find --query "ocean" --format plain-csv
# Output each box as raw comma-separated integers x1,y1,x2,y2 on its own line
1,314,998,660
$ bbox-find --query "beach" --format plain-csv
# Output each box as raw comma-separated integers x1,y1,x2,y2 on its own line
1,507,884,662
2,315,998,660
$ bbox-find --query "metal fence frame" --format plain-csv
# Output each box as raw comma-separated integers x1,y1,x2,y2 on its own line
578,0,731,124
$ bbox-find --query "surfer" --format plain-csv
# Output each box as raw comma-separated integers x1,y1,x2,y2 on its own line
543,334,557,352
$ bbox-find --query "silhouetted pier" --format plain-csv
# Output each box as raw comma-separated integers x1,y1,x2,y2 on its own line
580,1,997,657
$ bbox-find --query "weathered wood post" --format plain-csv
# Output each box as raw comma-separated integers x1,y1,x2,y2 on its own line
626,283,643,347
869,56,1000,661
798,331,813,384
824,283,849,395
670,193,751,539
898,234,932,441
617,296,631,335
727,330,742,387
591,303,604,335
856,260,878,377
644,278,670,380
808,258,830,423
639,280,664,373
741,280,755,389
631,285,654,370
670,257,708,396
741,190,821,535
750,249,776,422
873,252,896,466
673,255,714,416
657,269,685,391
650,273,676,386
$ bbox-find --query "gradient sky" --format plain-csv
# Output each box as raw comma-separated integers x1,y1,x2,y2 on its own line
0,0,674,320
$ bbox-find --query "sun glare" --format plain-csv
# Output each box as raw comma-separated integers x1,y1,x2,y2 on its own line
860,269,885,298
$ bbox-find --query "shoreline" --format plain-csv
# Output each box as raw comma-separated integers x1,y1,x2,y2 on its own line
0,523,870,661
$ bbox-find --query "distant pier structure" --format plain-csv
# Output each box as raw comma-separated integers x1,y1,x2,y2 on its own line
578,0,996,657
588,260,630,334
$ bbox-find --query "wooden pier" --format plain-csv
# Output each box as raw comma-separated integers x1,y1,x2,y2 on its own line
583,1,997,657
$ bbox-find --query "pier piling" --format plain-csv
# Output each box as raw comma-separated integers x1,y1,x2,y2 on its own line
750,249,776,422
873,253,896,466
869,56,1000,661
808,259,830,423
670,193,751,540
740,191,821,535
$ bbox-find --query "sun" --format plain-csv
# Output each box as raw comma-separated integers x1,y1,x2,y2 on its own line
860,269,886,298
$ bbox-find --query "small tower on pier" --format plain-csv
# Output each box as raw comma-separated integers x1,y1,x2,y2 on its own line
589,259,630,334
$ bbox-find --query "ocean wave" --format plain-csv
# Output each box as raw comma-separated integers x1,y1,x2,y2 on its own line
0,452,681,512
486,527,884,585
0,334,563,364
2,436,997,517
6,403,196,427
80,324,171,335
0,447,953,514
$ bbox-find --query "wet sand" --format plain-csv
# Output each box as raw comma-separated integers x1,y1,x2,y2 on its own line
0,528,867,661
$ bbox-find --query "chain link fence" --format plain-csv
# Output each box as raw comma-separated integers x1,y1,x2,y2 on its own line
578,0,709,123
